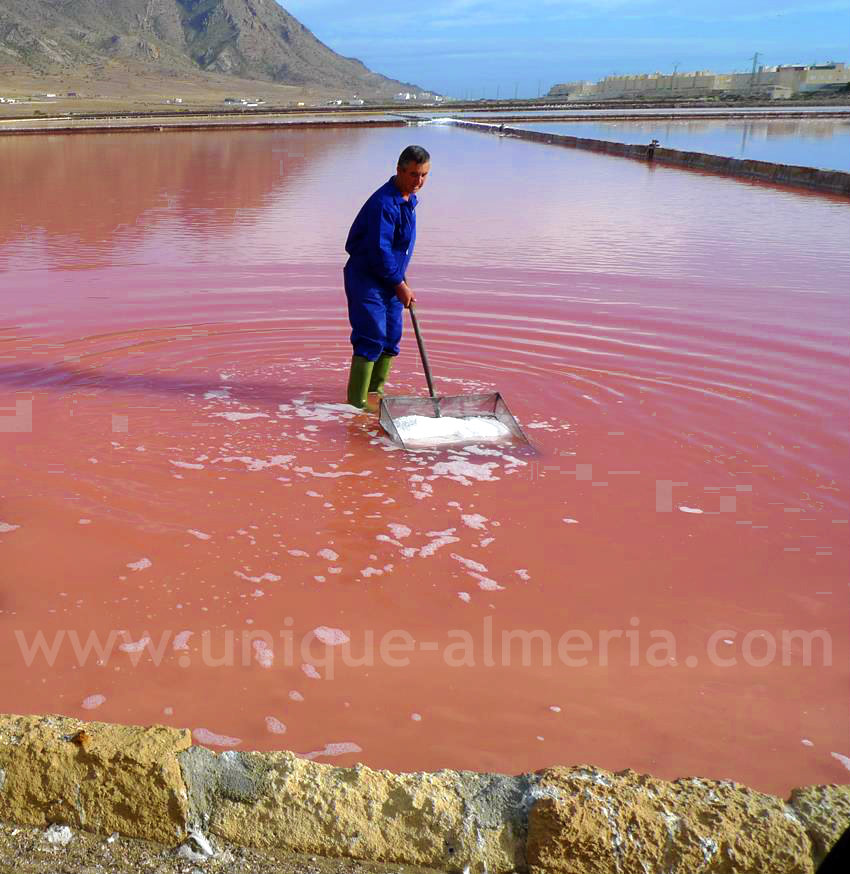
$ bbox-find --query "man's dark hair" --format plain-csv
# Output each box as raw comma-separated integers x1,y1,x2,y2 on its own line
398,145,430,167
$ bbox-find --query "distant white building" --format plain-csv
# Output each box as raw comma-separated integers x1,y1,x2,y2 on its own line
549,61,850,100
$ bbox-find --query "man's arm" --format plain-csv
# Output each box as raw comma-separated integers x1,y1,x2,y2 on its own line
394,279,415,308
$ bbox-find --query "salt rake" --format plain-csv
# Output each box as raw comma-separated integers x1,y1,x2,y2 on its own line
379,304,533,451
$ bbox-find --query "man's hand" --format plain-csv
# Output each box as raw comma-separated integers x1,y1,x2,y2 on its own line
395,281,416,309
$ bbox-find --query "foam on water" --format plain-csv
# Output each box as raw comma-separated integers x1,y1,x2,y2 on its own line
211,411,270,421
119,635,150,653
394,414,511,446
193,728,241,747
187,529,212,540
302,741,363,760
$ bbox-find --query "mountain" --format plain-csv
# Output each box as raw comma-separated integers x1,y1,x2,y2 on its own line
0,0,419,96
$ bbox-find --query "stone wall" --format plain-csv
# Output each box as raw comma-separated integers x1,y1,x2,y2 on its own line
1,714,848,872
449,120,850,198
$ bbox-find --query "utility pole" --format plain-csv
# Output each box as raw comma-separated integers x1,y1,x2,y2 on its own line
537,79,542,98
749,52,761,89
514,82,518,100
496,84,500,100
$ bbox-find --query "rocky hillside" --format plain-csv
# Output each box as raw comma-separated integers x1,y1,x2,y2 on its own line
0,0,418,95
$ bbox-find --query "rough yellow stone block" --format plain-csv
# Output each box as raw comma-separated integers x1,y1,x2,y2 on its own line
182,748,531,872
0,713,191,845
527,765,815,874
790,784,850,867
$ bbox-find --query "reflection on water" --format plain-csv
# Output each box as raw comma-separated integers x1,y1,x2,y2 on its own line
0,125,848,794
512,118,850,171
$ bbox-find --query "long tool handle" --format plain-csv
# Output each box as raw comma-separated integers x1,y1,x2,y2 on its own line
408,304,440,415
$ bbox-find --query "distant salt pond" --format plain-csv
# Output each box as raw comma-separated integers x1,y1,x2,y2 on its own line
0,123,847,796
509,117,850,171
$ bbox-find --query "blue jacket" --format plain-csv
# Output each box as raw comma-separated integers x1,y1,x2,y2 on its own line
345,178,417,290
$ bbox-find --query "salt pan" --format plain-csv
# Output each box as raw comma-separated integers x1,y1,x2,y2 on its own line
395,414,511,446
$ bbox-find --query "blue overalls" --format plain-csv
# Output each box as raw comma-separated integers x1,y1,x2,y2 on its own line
343,178,418,361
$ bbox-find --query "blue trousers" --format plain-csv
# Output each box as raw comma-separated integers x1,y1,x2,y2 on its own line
343,264,403,361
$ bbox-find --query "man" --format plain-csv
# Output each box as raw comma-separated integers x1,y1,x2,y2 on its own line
343,145,430,409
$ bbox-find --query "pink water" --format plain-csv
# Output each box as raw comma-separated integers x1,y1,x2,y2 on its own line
1,125,848,794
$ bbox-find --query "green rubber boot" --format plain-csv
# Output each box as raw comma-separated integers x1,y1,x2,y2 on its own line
346,355,375,409
368,353,393,397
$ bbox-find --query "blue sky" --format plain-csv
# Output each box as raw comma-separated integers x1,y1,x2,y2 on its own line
279,0,850,97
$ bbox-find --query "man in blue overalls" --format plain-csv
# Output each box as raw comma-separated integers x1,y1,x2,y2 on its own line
343,145,431,409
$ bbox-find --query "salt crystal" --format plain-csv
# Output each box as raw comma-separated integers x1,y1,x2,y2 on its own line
831,751,850,771
313,626,349,646
265,716,287,735
45,824,73,846
253,640,274,668
118,635,150,653
395,414,510,446
317,548,339,561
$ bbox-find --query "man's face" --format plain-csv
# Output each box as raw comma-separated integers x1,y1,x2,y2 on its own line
395,161,430,197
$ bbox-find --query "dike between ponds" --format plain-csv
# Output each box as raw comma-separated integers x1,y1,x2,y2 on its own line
1,714,848,873
448,120,850,198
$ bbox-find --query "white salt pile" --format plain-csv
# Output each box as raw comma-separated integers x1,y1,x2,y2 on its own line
394,414,511,446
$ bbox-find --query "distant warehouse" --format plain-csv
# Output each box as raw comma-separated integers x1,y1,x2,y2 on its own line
550,62,850,100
